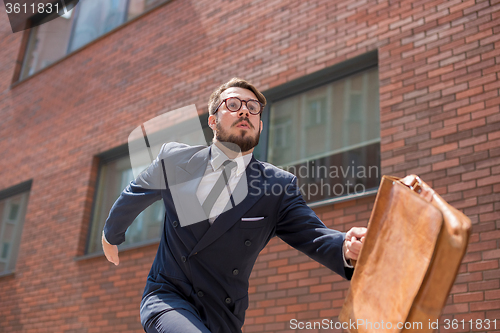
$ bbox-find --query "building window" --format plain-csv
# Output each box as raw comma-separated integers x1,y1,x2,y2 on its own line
256,53,381,204
20,10,75,79
0,183,31,275
19,0,169,80
68,0,128,52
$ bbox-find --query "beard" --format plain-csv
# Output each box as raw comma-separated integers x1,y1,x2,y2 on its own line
215,117,260,153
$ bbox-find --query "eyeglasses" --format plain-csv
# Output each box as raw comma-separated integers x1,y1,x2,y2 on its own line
215,97,263,115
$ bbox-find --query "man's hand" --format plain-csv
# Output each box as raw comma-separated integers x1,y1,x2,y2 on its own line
343,227,367,261
102,232,120,266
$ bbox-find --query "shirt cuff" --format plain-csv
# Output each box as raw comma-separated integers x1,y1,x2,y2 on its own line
102,230,112,245
342,240,354,268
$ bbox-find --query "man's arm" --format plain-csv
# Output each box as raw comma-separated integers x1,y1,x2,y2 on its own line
102,181,162,265
102,144,167,265
276,176,366,279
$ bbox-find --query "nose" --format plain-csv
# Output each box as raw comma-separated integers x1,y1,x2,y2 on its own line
238,103,250,117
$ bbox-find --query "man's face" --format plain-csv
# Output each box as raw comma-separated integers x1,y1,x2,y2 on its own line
209,87,263,153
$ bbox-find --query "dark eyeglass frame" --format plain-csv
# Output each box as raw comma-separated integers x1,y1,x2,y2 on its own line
214,97,263,115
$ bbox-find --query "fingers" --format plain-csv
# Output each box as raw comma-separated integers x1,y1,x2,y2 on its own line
102,238,120,266
346,227,367,240
348,239,363,255
345,238,363,260
344,227,367,261
110,247,120,266
106,250,120,266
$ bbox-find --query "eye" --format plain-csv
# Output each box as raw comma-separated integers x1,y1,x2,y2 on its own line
248,101,259,112
227,99,239,110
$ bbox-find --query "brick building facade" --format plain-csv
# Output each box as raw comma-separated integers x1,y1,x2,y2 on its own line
0,0,499,332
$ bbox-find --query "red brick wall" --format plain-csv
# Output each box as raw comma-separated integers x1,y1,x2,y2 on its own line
0,0,498,332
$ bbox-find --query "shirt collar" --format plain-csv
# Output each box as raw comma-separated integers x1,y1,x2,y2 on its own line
210,144,252,176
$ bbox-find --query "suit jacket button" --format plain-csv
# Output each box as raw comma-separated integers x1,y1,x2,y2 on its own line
197,291,204,297
232,269,239,275
181,256,187,262
244,240,252,246
172,221,178,227
225,297,231,304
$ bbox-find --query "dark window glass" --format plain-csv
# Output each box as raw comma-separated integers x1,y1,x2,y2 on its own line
0,191,30,274
20,0,169,80
68,0,127,52
20,10,75,79
264,67,380,203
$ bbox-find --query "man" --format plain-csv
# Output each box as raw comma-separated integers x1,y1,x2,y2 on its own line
102,78,367,333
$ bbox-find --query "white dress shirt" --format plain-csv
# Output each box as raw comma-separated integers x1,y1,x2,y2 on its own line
196,144,252,224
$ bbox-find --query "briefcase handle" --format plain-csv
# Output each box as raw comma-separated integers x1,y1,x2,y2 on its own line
398,174,436,203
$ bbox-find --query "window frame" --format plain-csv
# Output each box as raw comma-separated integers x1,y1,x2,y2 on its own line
18,7,77,80
257,51,380,207
0,180,32,277
13,0,172,84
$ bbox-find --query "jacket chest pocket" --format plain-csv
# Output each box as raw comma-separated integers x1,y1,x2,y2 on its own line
239,217,268,228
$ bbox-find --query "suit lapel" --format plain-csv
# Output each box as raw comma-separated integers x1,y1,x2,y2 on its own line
190,157,266,255
172,146,211,242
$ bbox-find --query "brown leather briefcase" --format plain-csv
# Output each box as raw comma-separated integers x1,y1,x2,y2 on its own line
339,175,471,333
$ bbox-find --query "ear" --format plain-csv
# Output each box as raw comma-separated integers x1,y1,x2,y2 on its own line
259,120,263,134
208,114,217,130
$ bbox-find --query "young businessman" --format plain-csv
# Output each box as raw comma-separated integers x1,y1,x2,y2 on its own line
102,78,367,333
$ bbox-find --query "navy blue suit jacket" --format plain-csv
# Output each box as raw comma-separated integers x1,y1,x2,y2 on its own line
104,142,353,333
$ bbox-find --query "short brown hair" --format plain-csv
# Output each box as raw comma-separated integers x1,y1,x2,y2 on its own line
208,78,267,116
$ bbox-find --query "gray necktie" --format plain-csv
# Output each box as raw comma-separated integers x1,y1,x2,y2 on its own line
202,159,237,218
